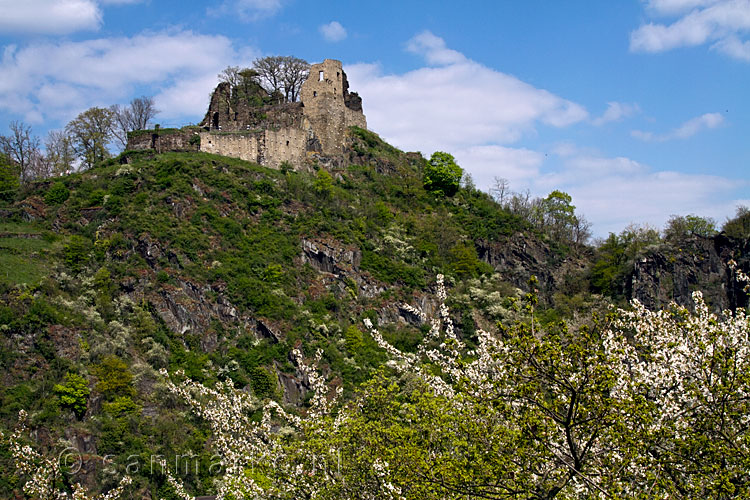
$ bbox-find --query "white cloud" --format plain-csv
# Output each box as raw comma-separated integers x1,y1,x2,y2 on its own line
631,0,750,61
208,0,283,22
406,31,467,65
0,0,146,35
713,34,750,59
454,145,544,190
0,0,102,35
346,31,587,155
319,21,347,42
645,0,722,15
527,148,744,235
343,33,744,236
0,30,255,123
632,112,724,141
592,102,640,126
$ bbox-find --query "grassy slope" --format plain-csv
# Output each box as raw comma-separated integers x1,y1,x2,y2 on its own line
0,132,580,497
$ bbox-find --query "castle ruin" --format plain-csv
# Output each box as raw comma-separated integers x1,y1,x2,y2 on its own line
127,59,367,170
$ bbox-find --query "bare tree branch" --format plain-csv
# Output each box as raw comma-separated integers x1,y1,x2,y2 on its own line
0,121,40,184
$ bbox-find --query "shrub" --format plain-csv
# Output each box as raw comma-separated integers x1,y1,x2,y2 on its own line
53,372,90,419
423,151,462,197
344,325,364,353
0,154,19,202
723,206,750,239
102,396,139,417
313,169,333,197
63,235,90,272
44,182,69,205
249,366,275,398
92,355,135,400
448,243,491,278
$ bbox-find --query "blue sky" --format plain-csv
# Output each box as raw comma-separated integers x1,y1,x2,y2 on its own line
0,0,748,236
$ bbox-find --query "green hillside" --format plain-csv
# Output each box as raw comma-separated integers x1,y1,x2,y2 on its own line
0,128,748,498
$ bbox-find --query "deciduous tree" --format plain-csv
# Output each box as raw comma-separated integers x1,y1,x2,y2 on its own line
0,121,40,183
252,56,285,97
423,151,463,197
280,56,310,102
111,96,158,150
66,107,115,169
0,152,19,201
664,213,717,240
44,130,76,175
252,56,309,102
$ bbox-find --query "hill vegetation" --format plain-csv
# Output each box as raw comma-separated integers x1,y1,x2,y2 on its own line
0,126,748,498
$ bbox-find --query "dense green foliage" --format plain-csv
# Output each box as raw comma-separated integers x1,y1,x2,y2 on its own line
0,154,19,201
0,142,545,497
53,373,90,419
423,151,462,197
723,206,750,239
0,129,747,499
664,213,717,240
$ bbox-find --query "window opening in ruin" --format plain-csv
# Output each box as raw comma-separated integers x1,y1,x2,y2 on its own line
313,91,317,97
337,72,340,79
319,70,324,81
286,140,289,146
212,112,219,129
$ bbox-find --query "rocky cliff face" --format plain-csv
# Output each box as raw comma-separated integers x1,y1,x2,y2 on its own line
477,233,592,303
626,234,749,311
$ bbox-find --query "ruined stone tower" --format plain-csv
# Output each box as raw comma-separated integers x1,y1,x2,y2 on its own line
126,59,368,170
299,59,367,157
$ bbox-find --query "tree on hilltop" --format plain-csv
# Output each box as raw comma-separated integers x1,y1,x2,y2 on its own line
111,96,158,150
0,120,40,184
252,56,285,97
218,65,243,90
423,151,463,197
280,56,310,102
723,205,750,239
66,107,115,169
44,129,76,176
251,56,310,103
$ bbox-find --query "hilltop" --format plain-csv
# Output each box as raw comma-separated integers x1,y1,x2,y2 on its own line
126,59,368,171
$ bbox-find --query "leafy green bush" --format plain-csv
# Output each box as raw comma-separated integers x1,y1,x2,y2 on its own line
102,396,139,417
44,182,69,205
344,325,364,353
423,151,462,197
92,355,135,400
313,169,333,197
63,235,90,272
723,206,750,239
249,367,275,398
87,189,107,207
53,372,90,419
361,250,425,288
448,243,492,278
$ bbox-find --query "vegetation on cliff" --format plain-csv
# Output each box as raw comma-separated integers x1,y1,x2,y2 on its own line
0,127,747,498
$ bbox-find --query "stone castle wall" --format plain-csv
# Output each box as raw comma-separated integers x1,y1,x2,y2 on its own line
127,129,200,153
126,59,366,170
199,126,309,168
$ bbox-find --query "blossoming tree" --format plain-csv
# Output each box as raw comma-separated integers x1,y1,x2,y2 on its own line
6,266,749,499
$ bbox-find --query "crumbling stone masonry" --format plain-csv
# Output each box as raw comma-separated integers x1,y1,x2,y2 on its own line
127,59,367,170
